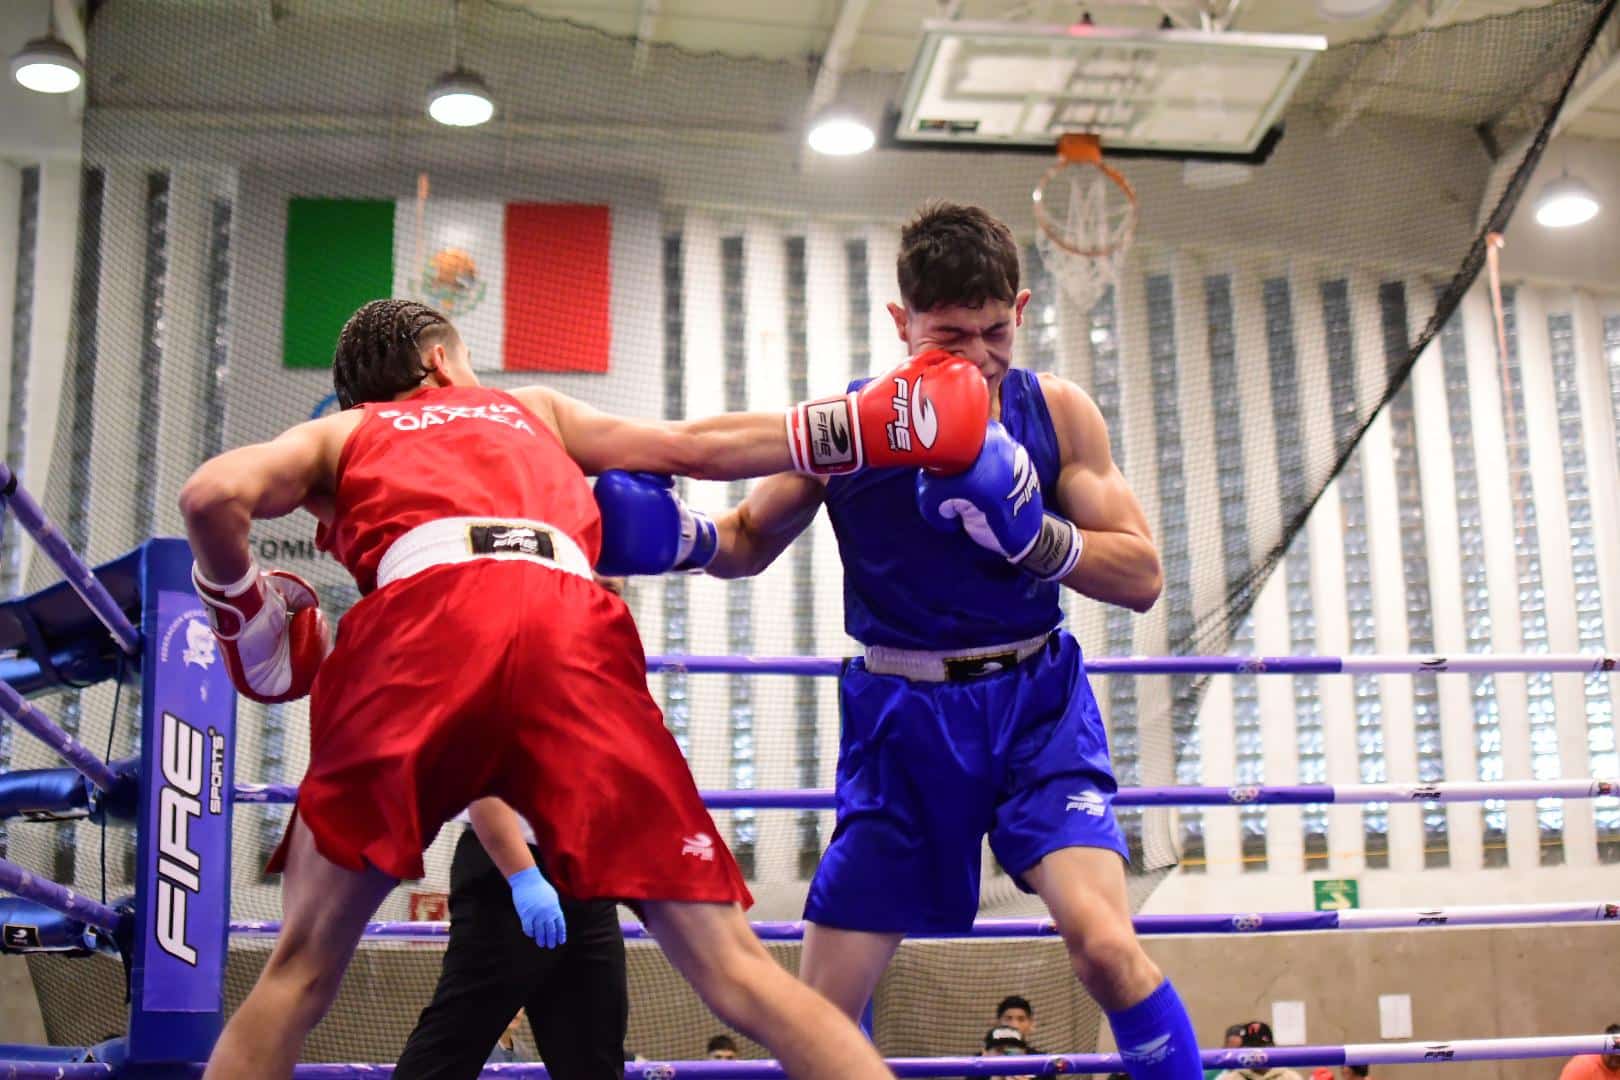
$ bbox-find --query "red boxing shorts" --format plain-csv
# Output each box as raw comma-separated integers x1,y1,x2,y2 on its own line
269,560,750,907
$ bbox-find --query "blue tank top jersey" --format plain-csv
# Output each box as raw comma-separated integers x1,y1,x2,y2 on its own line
825,366,1065,650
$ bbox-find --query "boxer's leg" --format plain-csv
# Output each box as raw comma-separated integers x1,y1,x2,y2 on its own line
640,900,892,1080
203,817,396,1080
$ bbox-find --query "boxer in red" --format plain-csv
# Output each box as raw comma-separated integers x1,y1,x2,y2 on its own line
181,299,988,1079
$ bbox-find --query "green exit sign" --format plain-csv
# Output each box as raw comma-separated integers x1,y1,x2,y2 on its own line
1313,878,1360,911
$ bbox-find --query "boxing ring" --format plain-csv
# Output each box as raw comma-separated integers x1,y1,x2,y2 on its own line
0,467,1615,1076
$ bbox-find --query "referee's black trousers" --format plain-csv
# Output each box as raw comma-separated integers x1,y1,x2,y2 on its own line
394,827,628,1079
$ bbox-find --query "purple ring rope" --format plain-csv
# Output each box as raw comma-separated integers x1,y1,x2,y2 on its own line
645,651,1620,677
232,777,1616,810
255,1033,1619,1075
232,898,1620,941
0,462,141,656
0,855,122,933
0,680,120,792
2,1033,1610,1077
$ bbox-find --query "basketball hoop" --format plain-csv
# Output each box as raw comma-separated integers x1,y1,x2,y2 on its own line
1032,134,1139,314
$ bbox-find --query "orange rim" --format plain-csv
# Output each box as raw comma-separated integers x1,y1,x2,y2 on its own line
1032,147,1139,258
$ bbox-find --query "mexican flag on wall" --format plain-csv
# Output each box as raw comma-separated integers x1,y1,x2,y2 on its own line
283,198,612,373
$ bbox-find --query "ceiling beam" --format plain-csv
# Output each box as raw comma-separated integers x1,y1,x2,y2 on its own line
52,0,87,60
805,0,873,119
1474,15,1620,232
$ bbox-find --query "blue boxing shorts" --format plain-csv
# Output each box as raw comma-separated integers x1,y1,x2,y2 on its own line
805,631,1127,934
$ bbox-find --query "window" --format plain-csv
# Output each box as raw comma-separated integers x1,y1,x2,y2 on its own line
1549,312,1615,862
1435,303,1507,865
1,165,40,600
1322,279,1387,867
786,235,821,879
721,236,755,877
0,166,40,857
134,173,169,539
1500,289,1562,864
1596,313,1620,860
1023,242,1059,373
1147,274,1202,868
1208,275,1264,869
258,702,290,878
1089,287,1142,861
661,233,691,757
1265,278,1308,528
1382,283,1446,865
49,168,107,883
1264,278,1328,866
199,198,234,460
844,237,870,382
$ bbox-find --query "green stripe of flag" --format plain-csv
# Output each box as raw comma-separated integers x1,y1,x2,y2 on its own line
283,198,395,369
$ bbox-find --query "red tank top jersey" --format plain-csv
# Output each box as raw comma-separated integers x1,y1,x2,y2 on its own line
316,385,601,594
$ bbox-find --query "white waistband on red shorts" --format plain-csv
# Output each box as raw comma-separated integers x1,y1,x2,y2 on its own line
375,517,592,589
863,631,1051,683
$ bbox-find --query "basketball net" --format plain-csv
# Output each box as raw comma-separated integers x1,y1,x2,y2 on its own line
1033,134,1139,315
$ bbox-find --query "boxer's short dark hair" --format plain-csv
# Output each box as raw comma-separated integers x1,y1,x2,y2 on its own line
897,201,1020,313
332,299,454,409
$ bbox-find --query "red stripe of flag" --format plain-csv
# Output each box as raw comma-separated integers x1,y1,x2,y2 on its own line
503,204,612,372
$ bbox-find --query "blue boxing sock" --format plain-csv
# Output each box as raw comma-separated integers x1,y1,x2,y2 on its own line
1107,979,1202,1080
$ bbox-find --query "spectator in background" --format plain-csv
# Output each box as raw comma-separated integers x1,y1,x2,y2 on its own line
974,1027,1033,1080
1559,1024,1620,1079
996,995,1038,1049
706,1035,739,1060
1213,1021,1304,1080
1207,1023,1247,1080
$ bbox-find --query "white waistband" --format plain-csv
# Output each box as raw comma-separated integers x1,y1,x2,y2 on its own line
376,517,592,589
863,632,1052,683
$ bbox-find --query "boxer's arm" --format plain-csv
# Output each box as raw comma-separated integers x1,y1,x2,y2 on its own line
1040,375,1162,612
466,798,537,879
511,385,791,481
706,473,826,579
179,414,354,586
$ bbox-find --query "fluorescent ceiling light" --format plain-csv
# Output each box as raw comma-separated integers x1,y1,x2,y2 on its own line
10,35,83,94
427,70,495,127
1534,173,1600,228
808,114,875,156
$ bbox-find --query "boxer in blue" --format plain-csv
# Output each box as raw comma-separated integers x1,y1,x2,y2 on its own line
595,201,1202,1079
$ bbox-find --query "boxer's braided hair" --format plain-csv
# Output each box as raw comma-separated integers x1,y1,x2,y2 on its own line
331,299,453,409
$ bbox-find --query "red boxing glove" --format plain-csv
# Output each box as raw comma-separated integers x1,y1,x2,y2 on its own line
192,560,332,704
785,349,989,476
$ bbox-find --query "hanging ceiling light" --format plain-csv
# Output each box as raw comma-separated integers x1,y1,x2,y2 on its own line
10,2,83,96
807,110,875,157
427,0,495,128
1533,172,1600,228
427,69,495,127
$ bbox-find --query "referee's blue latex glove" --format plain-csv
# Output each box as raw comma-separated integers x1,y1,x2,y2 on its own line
507,866,566,949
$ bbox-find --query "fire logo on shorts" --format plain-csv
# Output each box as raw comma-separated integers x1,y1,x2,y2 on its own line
419,248,487,316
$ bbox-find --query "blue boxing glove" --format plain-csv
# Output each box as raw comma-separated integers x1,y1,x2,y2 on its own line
593,471,718,576
915,421,1082,582
507,866,567,949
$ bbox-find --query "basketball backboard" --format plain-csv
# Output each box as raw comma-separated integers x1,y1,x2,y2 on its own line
891,20,1326,162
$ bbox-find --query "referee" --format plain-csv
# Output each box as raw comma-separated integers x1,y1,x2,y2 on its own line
394,798,627,1079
